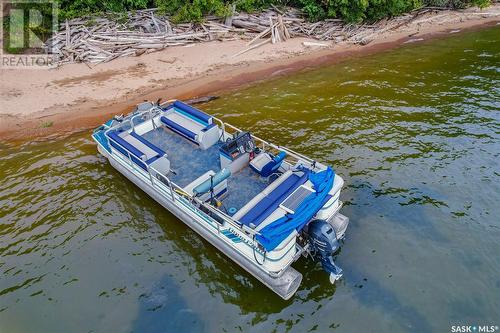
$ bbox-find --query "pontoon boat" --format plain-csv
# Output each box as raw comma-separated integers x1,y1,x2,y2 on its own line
92,100,349,299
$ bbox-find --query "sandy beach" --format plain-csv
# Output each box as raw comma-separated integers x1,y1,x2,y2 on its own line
0,4,498,142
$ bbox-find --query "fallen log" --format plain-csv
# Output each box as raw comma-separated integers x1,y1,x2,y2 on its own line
232,38,271,57
184,96,219,104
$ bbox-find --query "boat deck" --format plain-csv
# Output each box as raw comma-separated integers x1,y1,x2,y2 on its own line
143,127,220,187
142,127,269,212
225,167,268,213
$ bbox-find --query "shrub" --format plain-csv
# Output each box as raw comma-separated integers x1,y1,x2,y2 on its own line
57,0,150,19
155,0,232,22
24,0,494,26
423,0,490,8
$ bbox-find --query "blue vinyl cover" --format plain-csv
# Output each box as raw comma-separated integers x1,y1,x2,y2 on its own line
145,155,160,165
256,167,335,251
160,116,197,140
173,100,212,124
132,155,148,171
239,171,309,227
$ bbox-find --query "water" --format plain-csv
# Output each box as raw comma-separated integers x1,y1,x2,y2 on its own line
1,27,499,332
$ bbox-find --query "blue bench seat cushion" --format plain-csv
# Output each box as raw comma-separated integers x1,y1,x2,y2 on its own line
173,100,212,124
239,171,309,227
107,130,144,159
107,130,163,171
160,116,197,142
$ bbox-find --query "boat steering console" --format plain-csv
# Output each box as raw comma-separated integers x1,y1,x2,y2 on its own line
220,131,256,159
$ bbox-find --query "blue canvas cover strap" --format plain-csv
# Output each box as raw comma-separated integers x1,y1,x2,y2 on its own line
256,167,335,251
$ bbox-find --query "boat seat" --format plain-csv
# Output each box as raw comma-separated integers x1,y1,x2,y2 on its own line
250,151,287,177
120,131,158,160
128,131,166,157
234,170,309,228
160,100,220,150
106,129,167,171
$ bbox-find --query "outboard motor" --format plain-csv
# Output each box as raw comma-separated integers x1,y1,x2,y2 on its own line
308,220,343,284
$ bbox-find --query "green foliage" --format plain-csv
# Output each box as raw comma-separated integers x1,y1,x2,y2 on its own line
155,0,232,22
42,0,496,24
4,0,490,54
366,0,421,21
40,121,54,128
295,0,489,22
56,0,150,20
472,0,491,8
154,0,287,23
296,0,325,21
331,0,371,23
423,0,490,8
235,0,277,12
294,0,426,22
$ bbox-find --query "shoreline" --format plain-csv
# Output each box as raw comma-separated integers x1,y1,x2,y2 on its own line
0,6,498,143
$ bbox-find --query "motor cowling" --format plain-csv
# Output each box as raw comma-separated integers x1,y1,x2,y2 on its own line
308,220,343,283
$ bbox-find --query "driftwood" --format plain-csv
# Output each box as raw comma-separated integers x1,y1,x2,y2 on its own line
302,41,329,47
45,5,465,65
232,14,290,57
232,38,271,57
184,96,219,104
45,9,239,64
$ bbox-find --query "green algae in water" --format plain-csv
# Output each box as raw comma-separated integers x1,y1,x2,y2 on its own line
0,27,499,333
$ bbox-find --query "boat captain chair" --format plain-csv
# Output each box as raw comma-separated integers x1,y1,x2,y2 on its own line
250,151,287,177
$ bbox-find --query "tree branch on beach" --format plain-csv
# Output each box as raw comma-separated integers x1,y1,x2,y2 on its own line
45,5,499,65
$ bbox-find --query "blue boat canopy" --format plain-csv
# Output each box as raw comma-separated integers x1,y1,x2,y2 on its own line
256,167,335,251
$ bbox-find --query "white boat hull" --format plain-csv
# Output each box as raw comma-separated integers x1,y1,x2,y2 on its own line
99,145,303,299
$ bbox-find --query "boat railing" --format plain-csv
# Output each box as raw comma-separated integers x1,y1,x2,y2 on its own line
130,106,163,130
212,116,319,169
103,118,261,237
148,164,261,238
100,105,163,135
156,99,318,167
146,166,300,278
102,108,301,273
